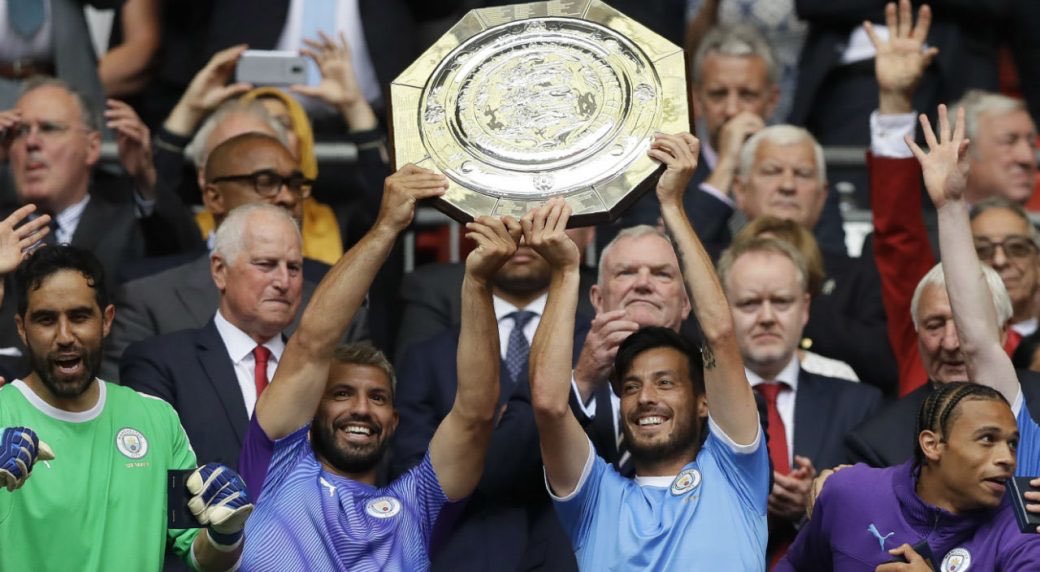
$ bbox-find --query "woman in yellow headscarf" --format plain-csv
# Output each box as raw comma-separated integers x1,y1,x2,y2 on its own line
193,87,344,265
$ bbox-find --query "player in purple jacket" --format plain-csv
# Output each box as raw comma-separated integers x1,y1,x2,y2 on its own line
778,381,1040,571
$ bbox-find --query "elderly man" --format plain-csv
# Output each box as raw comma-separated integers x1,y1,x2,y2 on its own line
120,204,303,470
719,236,881,563
867,0,1040,395
101,132,367,380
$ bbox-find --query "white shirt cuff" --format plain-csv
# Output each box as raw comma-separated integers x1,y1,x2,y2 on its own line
571,372,597,420
1012,389,1024,417
699,183,736,208
870,110,916,158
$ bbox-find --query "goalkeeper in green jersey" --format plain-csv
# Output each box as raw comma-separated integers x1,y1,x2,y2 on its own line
0,207,252,571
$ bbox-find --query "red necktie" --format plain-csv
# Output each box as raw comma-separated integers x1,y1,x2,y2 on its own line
253,346,272,398
755,381,790,475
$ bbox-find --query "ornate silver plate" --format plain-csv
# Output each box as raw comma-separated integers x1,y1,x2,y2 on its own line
390,0,689,225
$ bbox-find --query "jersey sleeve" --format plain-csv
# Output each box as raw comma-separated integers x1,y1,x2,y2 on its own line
239,415,309,500
548,437,607,552
776,477,834,572
1015,401,1040,477
705,416,769,516
407,452,452,548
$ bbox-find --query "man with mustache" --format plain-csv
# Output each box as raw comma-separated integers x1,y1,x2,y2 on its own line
237,164,511,570
120,202,304,471
0,244,251,571
527,132,768,570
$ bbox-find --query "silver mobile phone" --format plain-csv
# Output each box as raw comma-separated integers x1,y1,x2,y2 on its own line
235,50,308,86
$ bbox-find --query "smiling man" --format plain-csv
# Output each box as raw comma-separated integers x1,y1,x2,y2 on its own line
120,203,304,470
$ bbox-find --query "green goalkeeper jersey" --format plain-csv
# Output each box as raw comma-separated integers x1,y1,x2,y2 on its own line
0,379,200,571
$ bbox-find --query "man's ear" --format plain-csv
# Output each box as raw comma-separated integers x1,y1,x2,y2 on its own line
696,392,708,419
764,84,781,120
84,130,101,167
202,183,226,218
919,430,944,462
101,304,115,338
590,283,604,314
210,254,227,292
14,314,25,348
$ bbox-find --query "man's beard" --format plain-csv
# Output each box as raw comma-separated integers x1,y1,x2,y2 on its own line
310,415,391,475
622,410,703,467
26,344,100,400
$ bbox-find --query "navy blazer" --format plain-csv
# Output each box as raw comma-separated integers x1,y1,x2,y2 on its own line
390,317,597,572
120,319,254,470
792,368,883,471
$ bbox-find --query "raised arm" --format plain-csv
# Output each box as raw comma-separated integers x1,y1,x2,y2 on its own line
527,199,590,497
256,165,447,439
653,132,758,445
428,216,519,500
907,105,1019,403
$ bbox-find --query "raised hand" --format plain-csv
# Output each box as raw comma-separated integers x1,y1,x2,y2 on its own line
716,112,764,165
806,463,849,520
649,132,700,207
867,0,939,113
106,100,157,191
521,198,580,271
375,164,449,233
573,309,640,396
906,104,969,209
0,109,22,162
293,32,377,132
186,463,253,545
0,204,51,275
164,44,253,135
0,426,55,492
464,216,521,283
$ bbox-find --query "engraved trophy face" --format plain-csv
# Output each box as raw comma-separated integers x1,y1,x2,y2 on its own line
390,0,689,225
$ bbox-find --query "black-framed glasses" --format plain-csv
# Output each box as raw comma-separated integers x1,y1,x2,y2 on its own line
974,235,1038,261
210,170,313,198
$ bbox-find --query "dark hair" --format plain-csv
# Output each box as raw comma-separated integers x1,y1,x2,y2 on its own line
332,342,396,402
15,245,108,316
611,327,705,396
913,381,1008,466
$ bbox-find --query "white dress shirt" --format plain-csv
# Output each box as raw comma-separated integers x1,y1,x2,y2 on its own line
52,194,90,244
0,0,53,61
213,310,286,416
746,355,801,467
492,293,546,359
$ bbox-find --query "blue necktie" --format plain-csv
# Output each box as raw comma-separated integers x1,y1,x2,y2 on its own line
9,0,45,38
299,0,338,85
504,310,536,385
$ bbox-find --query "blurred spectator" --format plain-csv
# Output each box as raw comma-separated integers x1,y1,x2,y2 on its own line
1006,0,1040,127
478,0,687,46
790,0,1010,206
685,0,807,123
0,0,117,108
98,0,159,98
718,236,881,564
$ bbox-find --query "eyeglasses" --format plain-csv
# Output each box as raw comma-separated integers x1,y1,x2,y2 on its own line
4,120,87,142
209,170,313,198
974,236,1038,261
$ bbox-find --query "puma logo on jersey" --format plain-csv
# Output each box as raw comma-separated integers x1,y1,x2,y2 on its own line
867,523,895,551
320,477,336,497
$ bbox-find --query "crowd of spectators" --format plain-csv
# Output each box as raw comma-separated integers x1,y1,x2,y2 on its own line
2,0,1040,570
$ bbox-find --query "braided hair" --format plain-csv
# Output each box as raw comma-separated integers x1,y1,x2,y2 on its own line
913,382,1009,466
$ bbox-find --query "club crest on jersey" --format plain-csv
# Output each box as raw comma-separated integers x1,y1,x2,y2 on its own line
671,468,701,496
941,548,971,572
365,496,402,519
116,427,148,459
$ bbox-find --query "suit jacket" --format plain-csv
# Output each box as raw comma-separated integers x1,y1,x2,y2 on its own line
390,319,596,572
0,0,120,108
845,370,1040,467
395,263,598,359
119,319,252,468
791,369,884,471
102,254,367,381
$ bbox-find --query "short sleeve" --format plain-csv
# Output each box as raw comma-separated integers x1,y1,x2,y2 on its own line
408,453,452,545
548,438,606,552
705,417,769,516
1015,401,1040,477
240,416,309,499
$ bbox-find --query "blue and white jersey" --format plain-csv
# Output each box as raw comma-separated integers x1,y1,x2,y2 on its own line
240,423,449,572
1016,397,1040,477
551,417,769,571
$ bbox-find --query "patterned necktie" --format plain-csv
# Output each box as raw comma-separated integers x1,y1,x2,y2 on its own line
754,381,791,475
253,345,272,399
9,0,45,38
503,310,536,384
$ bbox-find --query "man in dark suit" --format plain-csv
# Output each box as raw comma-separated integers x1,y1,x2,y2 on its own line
120,203,303,469
718,235,881,563
392,235,603,571
101,130,366,380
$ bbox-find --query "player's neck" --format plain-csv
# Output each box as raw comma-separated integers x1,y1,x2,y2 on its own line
633,444,699,478
23,372,100,413
317,455,379,486
916,465,966,515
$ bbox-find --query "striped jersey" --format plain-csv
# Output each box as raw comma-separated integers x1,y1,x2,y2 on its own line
239,419,449,571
